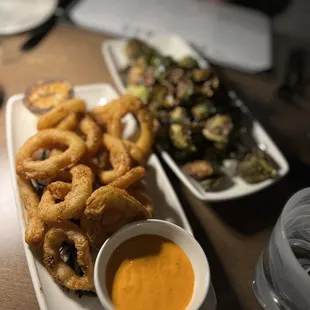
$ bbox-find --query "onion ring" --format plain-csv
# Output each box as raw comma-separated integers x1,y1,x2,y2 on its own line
91,95,154,163
16,129,86,179
43,222,93,290
81,186,150,248
37,99,86,130
38,165,93,222
99,134,131,184
56,112,80,131
17,176,45,244
79,115,102,157
91,95,144,136
47,181,71,200
109,166,145,189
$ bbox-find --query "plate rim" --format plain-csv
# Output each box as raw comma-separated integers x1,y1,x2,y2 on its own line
102,36,290,201
0,0,57,35
5,83,194,309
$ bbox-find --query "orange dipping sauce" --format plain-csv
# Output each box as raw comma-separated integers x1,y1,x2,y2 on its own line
106,235,194,310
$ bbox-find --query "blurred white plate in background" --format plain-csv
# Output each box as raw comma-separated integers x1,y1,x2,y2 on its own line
0,0,57,35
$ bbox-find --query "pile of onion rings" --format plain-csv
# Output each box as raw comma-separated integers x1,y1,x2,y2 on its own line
16,80,155,292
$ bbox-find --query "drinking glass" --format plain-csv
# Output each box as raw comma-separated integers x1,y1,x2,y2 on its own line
253,188,310,309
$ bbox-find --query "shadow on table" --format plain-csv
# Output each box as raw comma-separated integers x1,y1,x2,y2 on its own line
208,174,305,235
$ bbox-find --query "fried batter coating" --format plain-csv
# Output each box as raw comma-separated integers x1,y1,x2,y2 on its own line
47,181,71,200
56,112,80,131
39,165,93,222
37,99,86,130
99,134,131,184
81,186,151,248
110,166,145,189
79,115,102,157
43,222,93,290
17,176,45,244
16,129,86,179
91,95,154,163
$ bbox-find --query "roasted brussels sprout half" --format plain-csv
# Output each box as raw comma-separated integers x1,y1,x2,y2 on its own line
178,56,199,69
200,76,220,97
125,39,145,59
176,79,194,100
127,65,146,85
192,69,212,83
150,83,179,108
167,68,185,85
125,39,155,62
148,101,170,123
126,85,149,104
183,160,214,181
169,124,197,152
191,101,215,121
169,107,190,123
203,114,233,143
237,153,278,184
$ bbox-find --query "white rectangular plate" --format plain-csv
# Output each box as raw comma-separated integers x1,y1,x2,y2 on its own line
102,35,289,201
6,84,218,310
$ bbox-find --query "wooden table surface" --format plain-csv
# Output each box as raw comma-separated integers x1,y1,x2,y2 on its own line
1,24,309,310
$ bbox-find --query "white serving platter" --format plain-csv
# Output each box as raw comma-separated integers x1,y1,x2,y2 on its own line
6,83,216,309
102,35,290,201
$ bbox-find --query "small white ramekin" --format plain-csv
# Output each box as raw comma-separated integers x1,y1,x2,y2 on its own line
94,219,210,310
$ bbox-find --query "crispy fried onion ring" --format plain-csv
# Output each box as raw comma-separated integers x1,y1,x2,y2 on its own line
81,186,150,248
43,222,93,290
79,115,102,157
91,95,154,163
56,112,80,131
16,129,86,179
17,176,45,244
127,187,155,216
37,99,86,130
110,166,145,189
39,165,93,222
91,95,143,136
99,134,131,184
47,181,71,200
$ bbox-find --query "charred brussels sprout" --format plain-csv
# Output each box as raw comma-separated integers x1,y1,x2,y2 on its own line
125,39,155,62
183,160,214,181
169,107,190,123
200,76,220,97
203,114,233,143
169,124,197,152
178,56,199,69
191,101,215,121
167,68,185,85
126,85,149,104
192,69,212,83
176,79,194,100
237,153,278,184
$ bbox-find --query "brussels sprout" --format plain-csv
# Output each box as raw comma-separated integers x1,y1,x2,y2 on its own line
127,65,146,85
192,69,212,83
183,160,214,181
200,76,220,97
178,56,199,69
125,39,156,62
191,101,215,121
125,39,145,60
176,79,194,100
203,114,233,143
169,124,197,152
237,153,278,184
150,83,168,102
167,68,185,85
169,107,190,123
126,85,149,104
